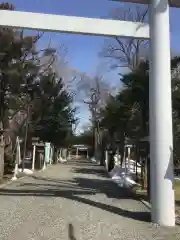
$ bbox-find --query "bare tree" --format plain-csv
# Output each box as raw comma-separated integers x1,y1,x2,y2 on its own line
99,5,149,71
76,74,110,107
74,73,111,163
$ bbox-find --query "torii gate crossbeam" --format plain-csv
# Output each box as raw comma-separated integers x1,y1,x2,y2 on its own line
0,10,149,39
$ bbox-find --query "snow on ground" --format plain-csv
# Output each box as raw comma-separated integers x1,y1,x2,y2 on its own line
175,177,180,180
18,168,33,175
58,157,68,163
91,155,141,188
109,157,141,188
109,165,138,188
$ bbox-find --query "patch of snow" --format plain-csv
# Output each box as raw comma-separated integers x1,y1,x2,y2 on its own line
90,157,100,165
59,158,67,163
91,157,96,163
18,168,33,175
121,158,141,174
175,177,180,180
109,165,138,188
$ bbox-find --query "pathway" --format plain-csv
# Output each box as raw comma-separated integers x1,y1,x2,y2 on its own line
0,158,180,240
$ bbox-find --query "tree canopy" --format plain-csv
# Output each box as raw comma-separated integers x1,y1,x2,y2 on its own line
0,2,77,177
99,57,180,165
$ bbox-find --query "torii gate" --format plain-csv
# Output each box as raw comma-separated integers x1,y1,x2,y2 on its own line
0,0,178,226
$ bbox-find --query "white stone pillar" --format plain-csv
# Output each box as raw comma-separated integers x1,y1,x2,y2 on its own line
127,147,131,174
76,148,78,158
149,0,175,226
105,150,108,171
12,137,20,180
32,144,36,171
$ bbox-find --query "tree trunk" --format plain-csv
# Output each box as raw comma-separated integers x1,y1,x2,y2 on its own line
147,156,150,201
0,135,5,179
108,151,115,172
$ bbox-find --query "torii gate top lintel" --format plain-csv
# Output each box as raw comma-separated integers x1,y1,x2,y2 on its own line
112,0,180,8
0,10,149,39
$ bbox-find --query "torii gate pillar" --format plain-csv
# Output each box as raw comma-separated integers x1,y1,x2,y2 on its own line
114,0,175,226
149,0,175,226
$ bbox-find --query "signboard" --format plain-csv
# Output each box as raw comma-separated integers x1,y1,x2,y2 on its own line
45,142,51,163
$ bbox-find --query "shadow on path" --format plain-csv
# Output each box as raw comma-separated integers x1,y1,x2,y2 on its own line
65,158,98,167
68,223,77,240
0,174,150,223
72,167,108,178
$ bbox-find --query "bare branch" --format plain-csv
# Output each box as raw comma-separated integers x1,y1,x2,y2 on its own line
99,5,149,72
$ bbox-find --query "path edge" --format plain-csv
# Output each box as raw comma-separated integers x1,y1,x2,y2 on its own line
0,164,53,189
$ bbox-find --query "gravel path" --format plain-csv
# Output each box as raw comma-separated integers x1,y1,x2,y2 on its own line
0,158,180,240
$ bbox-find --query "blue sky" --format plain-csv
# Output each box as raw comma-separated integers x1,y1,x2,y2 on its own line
8,0,126,79
5,0,180,132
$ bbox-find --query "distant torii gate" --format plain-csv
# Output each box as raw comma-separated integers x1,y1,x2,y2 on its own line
0,0,178,226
